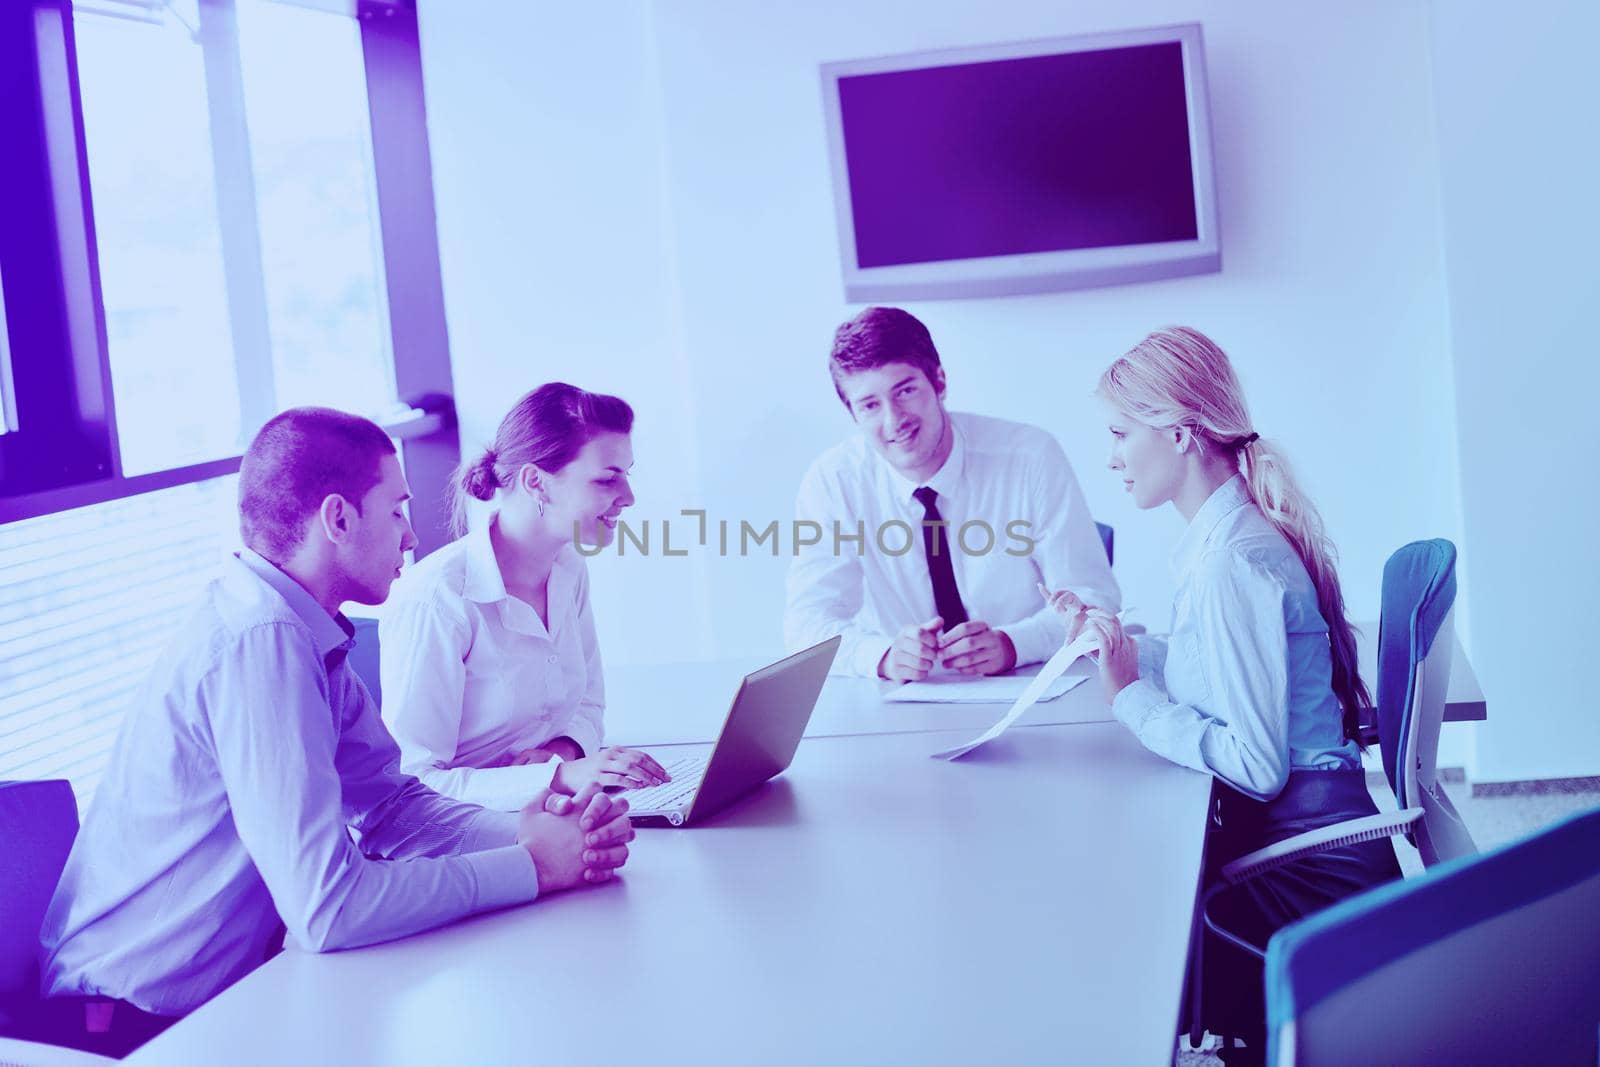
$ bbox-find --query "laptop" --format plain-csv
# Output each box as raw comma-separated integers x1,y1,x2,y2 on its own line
620,636,840,827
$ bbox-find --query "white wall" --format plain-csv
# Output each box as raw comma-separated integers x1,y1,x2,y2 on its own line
1429,0,1600,782
416,0,716,665
417,1,1488,761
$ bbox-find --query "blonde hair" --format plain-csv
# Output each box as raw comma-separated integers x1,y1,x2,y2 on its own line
1099,326,1369,745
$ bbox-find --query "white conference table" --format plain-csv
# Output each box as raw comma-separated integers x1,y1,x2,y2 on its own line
608,657,1107,748
129,724,1211,1067
606,623,1485,750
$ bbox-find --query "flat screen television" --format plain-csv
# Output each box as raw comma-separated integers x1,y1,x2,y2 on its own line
819,24,1219,301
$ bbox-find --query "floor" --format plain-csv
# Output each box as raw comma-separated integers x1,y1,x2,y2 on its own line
1172,775,1600,1065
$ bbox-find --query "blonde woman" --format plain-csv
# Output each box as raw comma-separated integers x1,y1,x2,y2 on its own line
1047,327,1400,1066
380,383,669,811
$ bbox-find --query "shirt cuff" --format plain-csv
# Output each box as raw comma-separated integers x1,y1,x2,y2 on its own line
997,617,1059,669
851,635,894,678
463,844,541,911
559,718,602,759
462,808,522,854
1112,677,1167,732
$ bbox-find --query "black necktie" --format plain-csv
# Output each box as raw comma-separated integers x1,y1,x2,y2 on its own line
913,486,968,630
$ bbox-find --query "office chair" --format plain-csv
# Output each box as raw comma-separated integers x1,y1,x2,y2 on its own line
1189,539,1472,1045
1372,538,1475,865
0,780,115,1065
346,616,383,706
1093,521,1114,567
1265,805,1600,1066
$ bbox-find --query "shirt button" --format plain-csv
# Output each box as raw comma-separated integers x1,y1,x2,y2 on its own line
547,655,558,664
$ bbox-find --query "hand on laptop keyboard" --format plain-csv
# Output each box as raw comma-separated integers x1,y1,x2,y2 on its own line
553,746,673,794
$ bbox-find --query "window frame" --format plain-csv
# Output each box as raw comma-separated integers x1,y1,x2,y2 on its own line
0,0,459,555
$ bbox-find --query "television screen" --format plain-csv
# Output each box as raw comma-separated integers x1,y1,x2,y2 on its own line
820,25,1219,300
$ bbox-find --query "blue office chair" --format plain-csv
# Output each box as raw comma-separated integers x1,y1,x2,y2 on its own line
347,616,383,706
0,780,78,1032
1190,539,1472,1044
1265,805,1600,1066
1373,538,1475,864
1093,521,1113,567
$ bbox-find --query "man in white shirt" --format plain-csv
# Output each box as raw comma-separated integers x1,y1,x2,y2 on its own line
785,307,1119,681
38,408,633,1057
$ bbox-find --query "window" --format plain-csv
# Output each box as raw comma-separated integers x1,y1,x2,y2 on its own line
0,0,455,804
0,477,237,809
0,0,450,520
73,2,243,475
72,0,400,477
237,0,396,417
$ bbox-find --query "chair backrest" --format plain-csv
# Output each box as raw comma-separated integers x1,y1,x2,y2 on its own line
1375,539,1455,796
1265,805,1600,1066
1093,522,1113,567
1375,539,1475,864
0,781,78,1014
346,616,383,706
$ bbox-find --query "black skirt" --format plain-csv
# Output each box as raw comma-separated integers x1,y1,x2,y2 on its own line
1195,769,1404,1041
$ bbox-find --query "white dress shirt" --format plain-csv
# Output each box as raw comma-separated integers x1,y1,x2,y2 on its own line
380,515,605,812
40,551,538,1017
1111,475,1362,801
785,411,1121,676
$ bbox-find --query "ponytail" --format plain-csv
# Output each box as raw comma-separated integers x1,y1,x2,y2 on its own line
1100,327,1369,745
1239,438,1371,745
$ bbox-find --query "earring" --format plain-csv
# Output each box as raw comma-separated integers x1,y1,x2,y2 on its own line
537,497,545,517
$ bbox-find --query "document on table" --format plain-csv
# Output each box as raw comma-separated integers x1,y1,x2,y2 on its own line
930,628,1102,761
883,671,1088,704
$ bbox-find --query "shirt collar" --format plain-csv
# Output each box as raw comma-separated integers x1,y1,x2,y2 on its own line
461,513,574,634
1170,474,1252,580
883,413,967,507
235,549,354,659
463,513,510,604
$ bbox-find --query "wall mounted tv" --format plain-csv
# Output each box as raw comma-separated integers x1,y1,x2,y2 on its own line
820,24,1219,301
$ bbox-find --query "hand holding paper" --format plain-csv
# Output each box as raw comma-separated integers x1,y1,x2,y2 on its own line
1038,582,1091,646
1084,608,1140,704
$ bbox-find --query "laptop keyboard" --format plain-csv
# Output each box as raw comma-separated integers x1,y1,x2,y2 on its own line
623,755,707,811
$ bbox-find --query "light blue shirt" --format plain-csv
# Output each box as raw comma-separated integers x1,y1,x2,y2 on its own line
1112,476,1361,801
40,551,540,1016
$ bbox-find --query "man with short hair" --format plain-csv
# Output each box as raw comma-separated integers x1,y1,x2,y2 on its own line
39,408,632,1057
785,307,1119,681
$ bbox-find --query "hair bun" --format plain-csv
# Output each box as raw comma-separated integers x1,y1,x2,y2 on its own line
465,453,500,500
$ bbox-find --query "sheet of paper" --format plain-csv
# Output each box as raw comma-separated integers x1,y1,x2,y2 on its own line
930,628,1102,760
883,670,1089,705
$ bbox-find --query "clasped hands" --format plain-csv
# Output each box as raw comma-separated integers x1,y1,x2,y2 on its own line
879,616,1017,681
517,782,634,895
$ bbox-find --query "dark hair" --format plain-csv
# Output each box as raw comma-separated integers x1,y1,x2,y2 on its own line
451,382,634,535
238,407,397,562
828,306,944,406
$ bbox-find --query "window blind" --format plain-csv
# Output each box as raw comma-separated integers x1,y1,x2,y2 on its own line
0,477,236,810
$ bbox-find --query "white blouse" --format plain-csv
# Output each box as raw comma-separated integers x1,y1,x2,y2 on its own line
1111,475,1361,801
379,515,605,811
